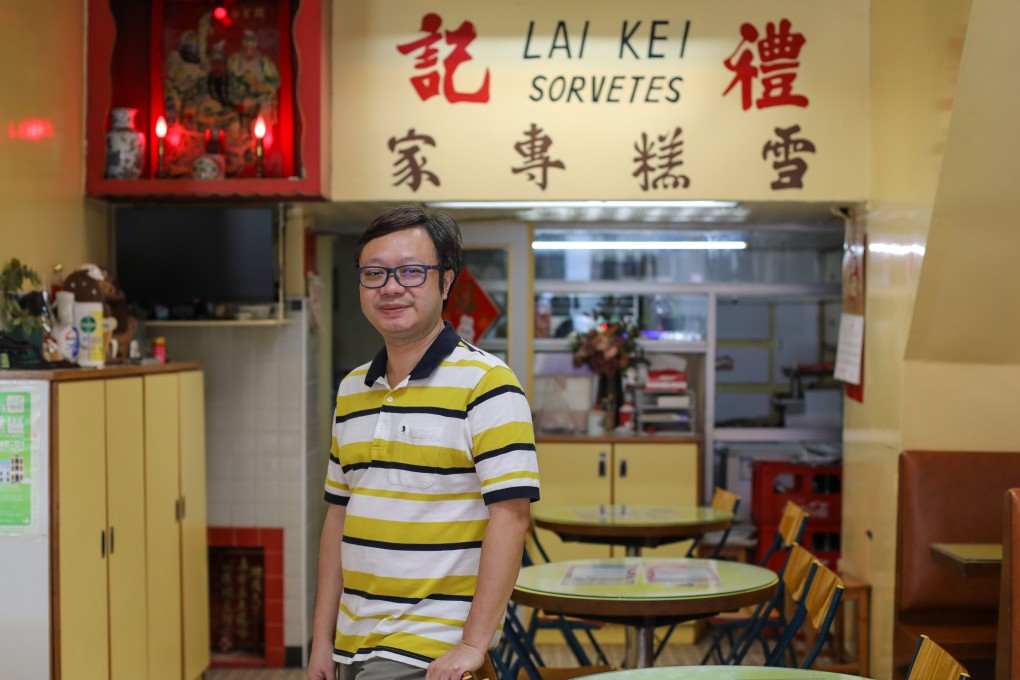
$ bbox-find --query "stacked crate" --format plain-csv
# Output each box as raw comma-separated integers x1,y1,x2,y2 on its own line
751,460,842,571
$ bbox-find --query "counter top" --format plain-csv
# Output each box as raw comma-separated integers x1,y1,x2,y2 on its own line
537,433,703,444
0,361,202,381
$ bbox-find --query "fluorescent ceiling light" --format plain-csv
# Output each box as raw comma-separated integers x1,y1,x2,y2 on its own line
428,200,739,210
532,240,746,250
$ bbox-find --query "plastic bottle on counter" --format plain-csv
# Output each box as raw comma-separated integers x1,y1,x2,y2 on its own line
152,337,166,364
617,395,635,432
587,403,606,436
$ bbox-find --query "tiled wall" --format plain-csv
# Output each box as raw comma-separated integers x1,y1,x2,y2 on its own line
158,299,323,659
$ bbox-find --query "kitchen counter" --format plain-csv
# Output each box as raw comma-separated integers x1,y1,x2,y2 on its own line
0,360,201,381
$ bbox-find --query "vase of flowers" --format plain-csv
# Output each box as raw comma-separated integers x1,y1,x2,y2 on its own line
569,308,647,426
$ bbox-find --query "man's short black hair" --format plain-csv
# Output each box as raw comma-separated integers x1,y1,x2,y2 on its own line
355,205,462,307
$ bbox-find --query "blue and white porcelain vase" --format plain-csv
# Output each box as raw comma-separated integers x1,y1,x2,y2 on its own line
104,107,145,179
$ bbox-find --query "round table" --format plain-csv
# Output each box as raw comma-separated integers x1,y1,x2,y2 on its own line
581,666,871,679
512,557,777,668
533,504,735,556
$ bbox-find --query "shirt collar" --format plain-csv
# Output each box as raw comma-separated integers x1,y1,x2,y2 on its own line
364,322,462,387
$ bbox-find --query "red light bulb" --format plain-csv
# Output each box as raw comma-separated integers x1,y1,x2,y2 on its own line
213,6,227,21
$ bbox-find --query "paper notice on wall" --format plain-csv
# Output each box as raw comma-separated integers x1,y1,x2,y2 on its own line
0,382,48,535
833,313,864,385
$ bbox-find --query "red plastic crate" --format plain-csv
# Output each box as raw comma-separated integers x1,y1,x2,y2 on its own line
751,460,842,524
755,521,842,573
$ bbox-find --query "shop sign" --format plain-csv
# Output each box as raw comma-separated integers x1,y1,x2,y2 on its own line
333,0,868,202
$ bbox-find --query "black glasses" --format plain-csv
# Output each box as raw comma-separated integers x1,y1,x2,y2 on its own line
356,264,443,288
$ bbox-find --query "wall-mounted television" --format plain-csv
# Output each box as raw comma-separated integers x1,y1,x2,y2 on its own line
113,206,278,313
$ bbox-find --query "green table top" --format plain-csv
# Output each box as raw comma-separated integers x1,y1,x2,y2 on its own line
534,504,734,527
515,557,776,603
581,666,871,680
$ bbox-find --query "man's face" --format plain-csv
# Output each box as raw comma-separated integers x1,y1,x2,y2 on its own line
358,227,453,345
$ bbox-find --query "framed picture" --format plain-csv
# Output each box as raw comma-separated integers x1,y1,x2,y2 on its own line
150,0,294,179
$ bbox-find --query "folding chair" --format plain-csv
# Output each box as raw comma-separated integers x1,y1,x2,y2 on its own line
905,635,970,680
727,541,817,666
698,500,810,665
492,604,615,680
652,487,741,661
519,525,610,666
686,487,742,558
765,553,844,668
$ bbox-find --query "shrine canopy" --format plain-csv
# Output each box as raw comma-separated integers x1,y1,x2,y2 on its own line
331,0,868,203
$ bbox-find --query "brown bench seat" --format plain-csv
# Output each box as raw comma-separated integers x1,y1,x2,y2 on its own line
894,450,1020,678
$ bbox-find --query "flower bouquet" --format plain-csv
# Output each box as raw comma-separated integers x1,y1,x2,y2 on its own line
569,307,647,423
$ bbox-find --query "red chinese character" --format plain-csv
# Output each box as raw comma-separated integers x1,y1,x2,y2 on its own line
723,19,808,110
396,13,491,104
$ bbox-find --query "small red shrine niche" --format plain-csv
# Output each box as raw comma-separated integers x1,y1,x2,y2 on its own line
86,0,329,199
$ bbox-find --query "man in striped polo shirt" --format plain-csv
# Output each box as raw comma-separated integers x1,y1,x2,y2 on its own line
309,205,540,680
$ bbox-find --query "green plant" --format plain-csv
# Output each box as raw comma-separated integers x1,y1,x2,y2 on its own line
1,258,42,334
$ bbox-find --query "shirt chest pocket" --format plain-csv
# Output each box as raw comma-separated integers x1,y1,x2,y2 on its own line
388,425,443,488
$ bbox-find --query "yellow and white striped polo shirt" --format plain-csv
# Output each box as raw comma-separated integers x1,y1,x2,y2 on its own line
324,324,540,668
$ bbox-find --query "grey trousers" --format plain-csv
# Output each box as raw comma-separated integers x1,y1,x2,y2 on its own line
338,657,427,680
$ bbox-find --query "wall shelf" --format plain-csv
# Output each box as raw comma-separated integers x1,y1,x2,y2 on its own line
85,0,330,200
145,319,290,328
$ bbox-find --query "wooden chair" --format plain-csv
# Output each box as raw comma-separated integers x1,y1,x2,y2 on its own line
998,488,1020,680
520,525,609,666
652,487,742,661
766,553,844,668
492,605,615,680
728,541,817,666
698,500,810,665
906,635,970,680
686,487,742,558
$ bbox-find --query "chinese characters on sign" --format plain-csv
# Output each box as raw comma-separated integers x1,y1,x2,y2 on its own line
381,12,836,196
388,128,441,191
762,125,816,190
396,13,491,103
723,19,808,111
442,267,501,344
512,123,565,190
633,127,690,191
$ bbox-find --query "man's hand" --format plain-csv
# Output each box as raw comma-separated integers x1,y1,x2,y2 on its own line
306,642,336,680
426,641,486,680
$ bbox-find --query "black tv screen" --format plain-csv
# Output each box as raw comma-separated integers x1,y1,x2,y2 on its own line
114,206,276,305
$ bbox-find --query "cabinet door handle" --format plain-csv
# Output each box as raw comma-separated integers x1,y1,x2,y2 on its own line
109,526,115,555
619,459,628,477
180,495,186,520
175,499,181,522
100,530,106,559
598,459,606,477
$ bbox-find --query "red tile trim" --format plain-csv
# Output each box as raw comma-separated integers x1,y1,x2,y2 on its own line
208,526,286,668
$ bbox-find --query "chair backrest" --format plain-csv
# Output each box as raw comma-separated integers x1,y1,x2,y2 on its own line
476,653,501,680
797,559,845,668
764,546,845,669
711,486,741,513
729,542,817,665
906,635,970,680
759,501,809,567
999,488,1020,680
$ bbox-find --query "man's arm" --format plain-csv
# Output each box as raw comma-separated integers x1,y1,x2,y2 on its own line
426,497,532,680
308,503,347,680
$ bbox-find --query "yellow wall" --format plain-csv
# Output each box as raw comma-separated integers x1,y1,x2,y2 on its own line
0,1,107,279
842,0,1020,676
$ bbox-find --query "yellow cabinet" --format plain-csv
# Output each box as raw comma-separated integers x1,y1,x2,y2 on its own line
534,439,701,562
54,367,208,680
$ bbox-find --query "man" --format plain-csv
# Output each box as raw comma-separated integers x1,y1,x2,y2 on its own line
309,205,539,680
